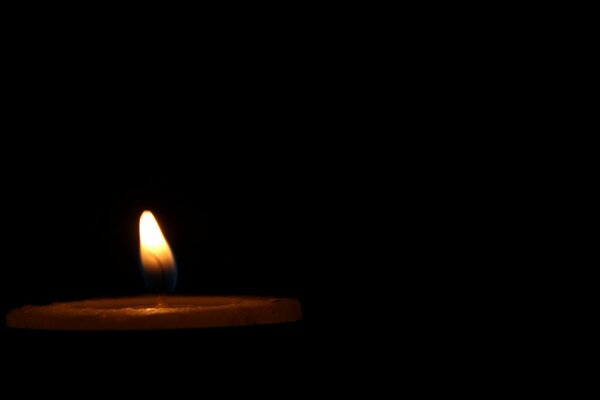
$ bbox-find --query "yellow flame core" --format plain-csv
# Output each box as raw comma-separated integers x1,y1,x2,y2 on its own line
139,211,175,274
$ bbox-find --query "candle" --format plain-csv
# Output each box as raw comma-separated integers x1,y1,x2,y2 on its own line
6,211,302,330
6,296,302,330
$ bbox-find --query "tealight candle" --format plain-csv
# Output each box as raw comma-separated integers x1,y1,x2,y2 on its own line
6,211,302,330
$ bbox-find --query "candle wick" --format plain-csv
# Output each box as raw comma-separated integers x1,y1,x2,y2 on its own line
149,252,168,308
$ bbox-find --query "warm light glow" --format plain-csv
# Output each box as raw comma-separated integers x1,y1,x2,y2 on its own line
139,211,175,278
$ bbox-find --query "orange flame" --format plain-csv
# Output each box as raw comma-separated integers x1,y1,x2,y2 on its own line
139,211,175,279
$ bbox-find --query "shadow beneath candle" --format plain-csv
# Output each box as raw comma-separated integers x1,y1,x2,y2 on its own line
3,320,309,365
2,320,319,393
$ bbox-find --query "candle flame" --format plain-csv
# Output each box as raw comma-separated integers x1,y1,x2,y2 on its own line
139,211,176,293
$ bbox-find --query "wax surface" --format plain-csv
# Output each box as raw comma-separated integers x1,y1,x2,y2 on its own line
6,296,302,330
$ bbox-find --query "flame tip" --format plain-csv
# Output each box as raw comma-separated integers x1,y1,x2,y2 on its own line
139,209,176,293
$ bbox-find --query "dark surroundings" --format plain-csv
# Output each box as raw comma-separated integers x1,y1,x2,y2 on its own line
1,159,314,315
0,34,516,388
0,135,336,387
0,17,405,389
0,62,346,386
2,4,573,392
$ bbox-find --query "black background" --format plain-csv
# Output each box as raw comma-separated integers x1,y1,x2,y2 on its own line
0,96,340,387
0,8,566,393
0,16,512,390
1,159,313,315
0,39,332,322
0,22,367,388
0,138,345,397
